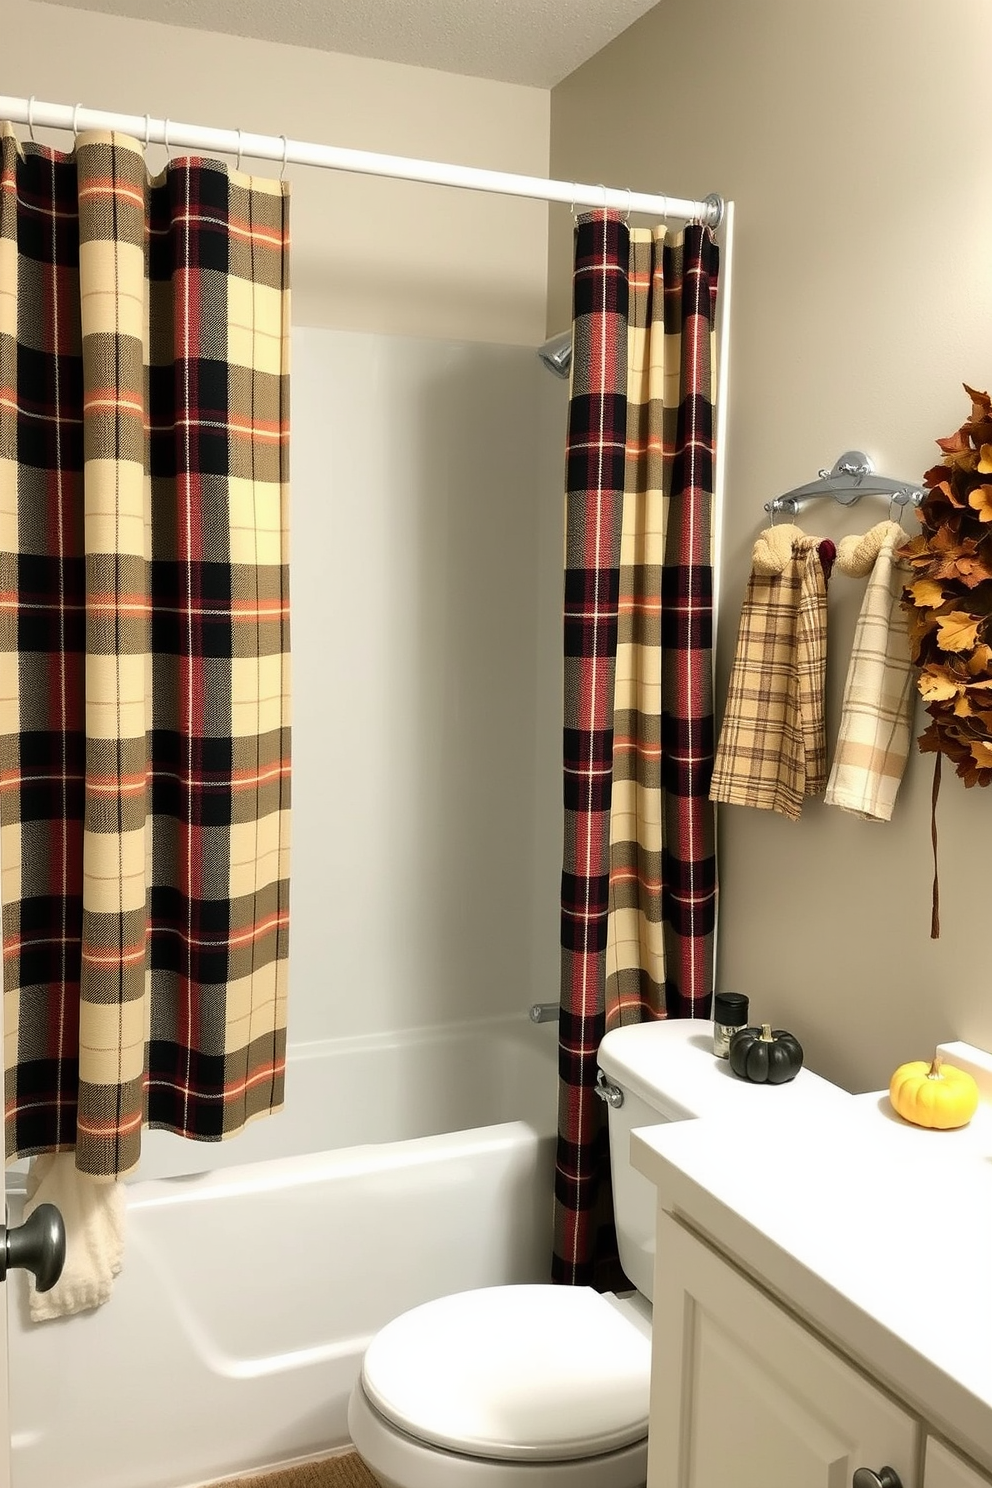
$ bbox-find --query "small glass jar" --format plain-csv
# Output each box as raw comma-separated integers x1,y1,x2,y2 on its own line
713,992,749,1059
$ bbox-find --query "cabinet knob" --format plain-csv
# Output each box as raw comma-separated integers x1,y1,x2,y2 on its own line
852,1469,903,1488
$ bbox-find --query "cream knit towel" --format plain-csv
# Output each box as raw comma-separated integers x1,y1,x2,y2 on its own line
825,520,915,821
23,1153,125,1320
710,525,832,821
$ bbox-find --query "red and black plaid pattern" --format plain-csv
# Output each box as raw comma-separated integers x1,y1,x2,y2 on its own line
660,226,719,1015
553,214,718,1286
555,212,628,1288
0,125,291,1177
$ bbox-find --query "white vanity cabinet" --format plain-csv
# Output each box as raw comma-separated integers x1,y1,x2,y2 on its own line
649,1211,921,1488
632,1102,992,1488
925,1440,992,1488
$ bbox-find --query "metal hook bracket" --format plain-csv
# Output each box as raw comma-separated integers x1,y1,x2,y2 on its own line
764,451,926,518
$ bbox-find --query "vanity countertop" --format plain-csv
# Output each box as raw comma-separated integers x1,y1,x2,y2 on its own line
632,1086,992,1473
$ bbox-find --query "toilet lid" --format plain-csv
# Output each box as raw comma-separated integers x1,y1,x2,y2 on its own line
360,1285,651,1462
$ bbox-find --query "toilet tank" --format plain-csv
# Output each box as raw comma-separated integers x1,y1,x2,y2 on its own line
597,1018,849,1300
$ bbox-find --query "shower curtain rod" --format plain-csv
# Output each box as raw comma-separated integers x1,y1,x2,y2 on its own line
0,94,724,228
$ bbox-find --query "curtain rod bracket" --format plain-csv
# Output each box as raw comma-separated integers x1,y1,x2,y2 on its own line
703,193,725,229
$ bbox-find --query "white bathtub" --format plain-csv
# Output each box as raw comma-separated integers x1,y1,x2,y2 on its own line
5,1014,558,1488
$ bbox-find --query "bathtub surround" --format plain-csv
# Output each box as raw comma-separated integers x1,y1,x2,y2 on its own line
556,213,719,1286
0,127,292,1180
288,328,564,1044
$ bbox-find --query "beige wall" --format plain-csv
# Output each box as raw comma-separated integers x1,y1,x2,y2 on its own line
3,0,550,342
550,0,992,1093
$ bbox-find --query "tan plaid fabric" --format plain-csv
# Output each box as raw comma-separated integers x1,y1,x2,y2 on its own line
0,127,290,1176
824,521,914,821
710,525,830,821
605,224,716,1022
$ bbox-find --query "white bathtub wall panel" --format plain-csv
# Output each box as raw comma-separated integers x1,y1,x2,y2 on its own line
128,1013,557,1178
529,372,569,1032
290,327,561,1045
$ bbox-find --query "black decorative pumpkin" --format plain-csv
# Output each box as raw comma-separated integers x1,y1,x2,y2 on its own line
728,1023,804,1085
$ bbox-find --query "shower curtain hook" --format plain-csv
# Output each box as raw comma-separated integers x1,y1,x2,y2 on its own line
279,134,289,181
27,96,36,143
599,183,608,214
622,188,632,225
143,114,152,153
72,103,82,141
236,129,244,170
164,119,172,162
570,185,578,222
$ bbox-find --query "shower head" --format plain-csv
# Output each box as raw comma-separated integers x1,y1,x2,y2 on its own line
537,329,572,379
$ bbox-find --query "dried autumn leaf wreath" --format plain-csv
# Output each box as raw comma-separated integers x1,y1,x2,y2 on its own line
899,383,992,936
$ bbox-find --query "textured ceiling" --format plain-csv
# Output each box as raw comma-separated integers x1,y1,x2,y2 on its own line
43,0,661,87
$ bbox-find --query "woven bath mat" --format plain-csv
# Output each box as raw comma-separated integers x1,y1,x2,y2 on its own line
209,1451,380,1488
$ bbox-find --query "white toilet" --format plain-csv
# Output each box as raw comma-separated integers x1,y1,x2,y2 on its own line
348,1018,845,1488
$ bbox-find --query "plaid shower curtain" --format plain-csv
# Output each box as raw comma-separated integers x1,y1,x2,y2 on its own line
0,125,291,1178
554,211,719,1286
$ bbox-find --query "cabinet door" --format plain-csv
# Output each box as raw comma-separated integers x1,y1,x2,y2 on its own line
649,1211,920,1488
926,1439,992,1488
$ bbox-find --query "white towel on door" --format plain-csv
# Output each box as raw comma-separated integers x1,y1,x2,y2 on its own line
22,1153,125,1320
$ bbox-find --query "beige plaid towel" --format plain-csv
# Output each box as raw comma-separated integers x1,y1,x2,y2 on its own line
710,525,832,821
824,520,914,821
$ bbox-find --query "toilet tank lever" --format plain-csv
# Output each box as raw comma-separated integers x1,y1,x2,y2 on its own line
594,1070,624,1108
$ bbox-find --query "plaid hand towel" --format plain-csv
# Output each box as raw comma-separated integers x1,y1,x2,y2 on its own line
710,525,834,821
824,520,915,821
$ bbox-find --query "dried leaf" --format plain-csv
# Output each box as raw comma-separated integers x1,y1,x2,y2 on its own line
923,463,952,490
953,551,992,589
936,610,983,652
898,534,936,568
908,578,947,608
918,667,960,702
965,384,992,422
905,604,938,657
939,447,979,473
969,485,992,521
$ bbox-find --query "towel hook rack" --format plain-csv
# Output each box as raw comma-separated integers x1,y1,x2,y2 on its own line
764,451,926,519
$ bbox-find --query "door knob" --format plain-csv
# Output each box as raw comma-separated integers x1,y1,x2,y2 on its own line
852,1469,903,1488
1,1204,66,1292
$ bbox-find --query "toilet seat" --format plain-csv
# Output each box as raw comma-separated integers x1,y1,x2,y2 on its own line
359,1284,651,1462
348,1382,649,1488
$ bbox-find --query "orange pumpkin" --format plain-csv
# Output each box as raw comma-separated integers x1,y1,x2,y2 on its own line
888,1052,979,1130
